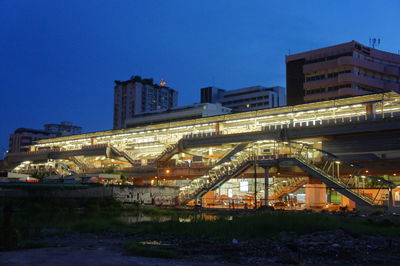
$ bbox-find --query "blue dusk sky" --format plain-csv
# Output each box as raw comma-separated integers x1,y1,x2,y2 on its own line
0,0,399,157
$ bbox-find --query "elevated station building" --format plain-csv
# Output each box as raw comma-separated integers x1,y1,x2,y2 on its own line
4,92,400,210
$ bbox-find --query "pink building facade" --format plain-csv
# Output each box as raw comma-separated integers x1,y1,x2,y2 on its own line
286,41,400,105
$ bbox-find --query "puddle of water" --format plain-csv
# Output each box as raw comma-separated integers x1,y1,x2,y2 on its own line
119,212,233,224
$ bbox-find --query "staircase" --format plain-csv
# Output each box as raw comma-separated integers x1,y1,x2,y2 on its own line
179,140,395,208
155,143,180,165
269,177,307,201
69,157,89,172
109,146,136,167
56,162,76,175
179,143,251,205
282,142,394,207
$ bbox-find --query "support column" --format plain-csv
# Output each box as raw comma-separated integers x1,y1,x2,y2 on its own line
305,177,327,209
260,165,270,206
388,187,393,209
253,162,257,209
216,122,224,133
195,197,202,207
341,195,356,211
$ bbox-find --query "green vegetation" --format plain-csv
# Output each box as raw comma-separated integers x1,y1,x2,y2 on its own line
134,211,400,239
1,198,400,250
124,242,180,259
103,167,128,184
369,208,385,216
30,171,51,181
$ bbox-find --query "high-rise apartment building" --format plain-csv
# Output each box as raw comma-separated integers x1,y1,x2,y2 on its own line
113,76,178,129
286,40,400,105
200,85,286,112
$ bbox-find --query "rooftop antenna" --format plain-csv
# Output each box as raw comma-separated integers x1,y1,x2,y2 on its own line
369,37,381,48
288,49,291,55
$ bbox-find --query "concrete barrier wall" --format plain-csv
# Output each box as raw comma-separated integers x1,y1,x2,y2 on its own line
112,186,179,206
0,185,180,206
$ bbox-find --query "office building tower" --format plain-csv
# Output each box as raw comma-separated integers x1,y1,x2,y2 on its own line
200,85,286,112
9,121,82,153
286,40,400,105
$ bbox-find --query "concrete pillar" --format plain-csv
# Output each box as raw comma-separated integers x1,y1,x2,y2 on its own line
261,165,269,206
366,103,376,116
203,190,215,207
216,122,224,132
195,197,202,207
388,188,393,209
341,195,356,210
305,178,327,209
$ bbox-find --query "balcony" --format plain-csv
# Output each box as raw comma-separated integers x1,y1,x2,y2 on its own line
303,56,385,75
338,73,384,88
304,87,367,102
385,65,400,76
304,77,338,90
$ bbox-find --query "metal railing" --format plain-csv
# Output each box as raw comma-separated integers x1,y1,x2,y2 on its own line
270,177,308,201
179,145,253,205
283,141,394,206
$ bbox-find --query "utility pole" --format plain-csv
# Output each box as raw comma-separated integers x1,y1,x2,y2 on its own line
253,148,257,209
263,165,269,207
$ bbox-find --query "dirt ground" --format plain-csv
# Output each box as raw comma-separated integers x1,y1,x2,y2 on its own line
1,229,400,265
0,234,228,266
